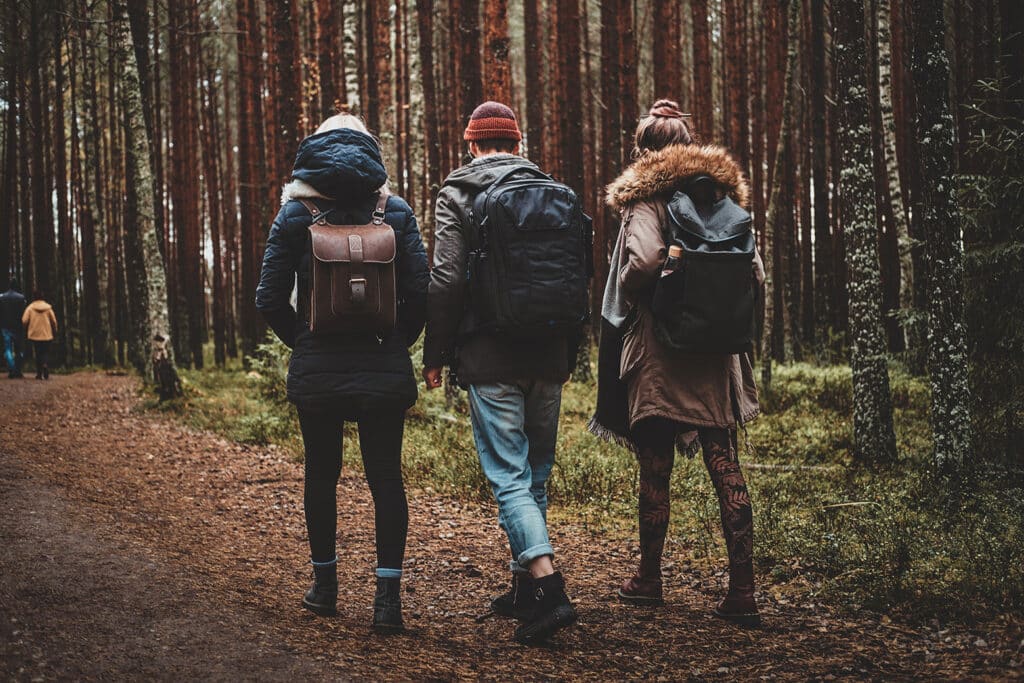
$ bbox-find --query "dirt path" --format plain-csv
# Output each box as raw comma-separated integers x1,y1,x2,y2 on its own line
0,373,1019,681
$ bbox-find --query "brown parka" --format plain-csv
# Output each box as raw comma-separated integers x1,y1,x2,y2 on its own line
605,144,763,431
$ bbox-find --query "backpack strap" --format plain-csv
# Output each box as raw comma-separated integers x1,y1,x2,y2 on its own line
298,198,328,225
371,191,389,225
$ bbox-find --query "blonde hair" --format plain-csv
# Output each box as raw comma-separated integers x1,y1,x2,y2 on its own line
316,113,372,135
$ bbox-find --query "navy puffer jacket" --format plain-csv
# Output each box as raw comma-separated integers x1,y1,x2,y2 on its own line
255,128,429,414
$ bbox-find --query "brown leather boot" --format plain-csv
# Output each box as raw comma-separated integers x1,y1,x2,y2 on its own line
617,573,664,605
712,561,760,627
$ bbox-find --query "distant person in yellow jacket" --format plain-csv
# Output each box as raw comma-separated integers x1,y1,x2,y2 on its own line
22,291,57,380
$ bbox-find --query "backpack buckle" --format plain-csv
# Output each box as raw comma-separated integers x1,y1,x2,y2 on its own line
349,277,367,304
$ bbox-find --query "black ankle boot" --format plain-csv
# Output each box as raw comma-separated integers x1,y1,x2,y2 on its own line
373,577,404,634
491,570,533,620
302,562,338,617
514,571,577,644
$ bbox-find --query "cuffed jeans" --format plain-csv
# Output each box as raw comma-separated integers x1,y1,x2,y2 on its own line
468,380,562,568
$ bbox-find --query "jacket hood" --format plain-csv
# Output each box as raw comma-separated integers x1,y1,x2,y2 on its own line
442,154,540,192
29,300,52,312
606,144,751,211
285,128,387,202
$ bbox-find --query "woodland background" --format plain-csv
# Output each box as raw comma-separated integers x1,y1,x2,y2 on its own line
1,0,1023,625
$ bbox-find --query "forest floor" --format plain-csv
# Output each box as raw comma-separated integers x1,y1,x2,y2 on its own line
1,372,1021,681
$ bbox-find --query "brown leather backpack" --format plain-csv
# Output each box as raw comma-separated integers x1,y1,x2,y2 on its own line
300,193,397,336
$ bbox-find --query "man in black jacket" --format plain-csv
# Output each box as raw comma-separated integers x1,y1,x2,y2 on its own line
0,279,26,378
423,102,578,644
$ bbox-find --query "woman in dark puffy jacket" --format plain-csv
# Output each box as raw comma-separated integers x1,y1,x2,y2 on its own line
256,114,429,633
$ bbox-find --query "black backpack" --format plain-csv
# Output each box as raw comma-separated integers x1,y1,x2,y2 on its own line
650,176,756,353
467,166,593,337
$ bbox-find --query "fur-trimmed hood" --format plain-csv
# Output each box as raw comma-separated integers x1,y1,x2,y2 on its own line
605,144,751,211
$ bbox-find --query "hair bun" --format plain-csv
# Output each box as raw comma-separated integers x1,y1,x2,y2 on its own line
649,99,689,119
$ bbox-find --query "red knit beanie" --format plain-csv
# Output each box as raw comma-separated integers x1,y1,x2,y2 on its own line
463,101,523,142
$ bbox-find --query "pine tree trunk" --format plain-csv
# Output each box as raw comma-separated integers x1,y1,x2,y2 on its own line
316,0,341,116
81,8,116,367
459,0,483,124
523,0,545,163
653,2,680,99
760,0,800,391
810,0,832,345
483,0,512,103
836,0,898,463
28,1,55,307
618,0,637,164
691,0,713,141
53,18,77,364
113,0,177,391
910,0,971,474
237,0,268,358
0,5,16,287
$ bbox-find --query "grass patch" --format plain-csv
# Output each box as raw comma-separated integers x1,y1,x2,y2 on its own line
155,338,1024,623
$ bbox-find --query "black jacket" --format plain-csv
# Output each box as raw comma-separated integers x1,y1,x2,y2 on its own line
255,128,429,413
0,288,26,332
423,154,575,386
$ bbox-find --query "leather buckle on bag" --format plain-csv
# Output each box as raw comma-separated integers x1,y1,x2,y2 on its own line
349,277,367,304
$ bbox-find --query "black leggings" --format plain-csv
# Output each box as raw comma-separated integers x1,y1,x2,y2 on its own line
296,407,408,570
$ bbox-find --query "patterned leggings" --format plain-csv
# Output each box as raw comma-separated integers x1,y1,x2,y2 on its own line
632,418,753,582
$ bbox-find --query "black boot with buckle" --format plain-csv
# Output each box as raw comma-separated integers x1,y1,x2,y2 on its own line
514,571,577,644
302,561,338,617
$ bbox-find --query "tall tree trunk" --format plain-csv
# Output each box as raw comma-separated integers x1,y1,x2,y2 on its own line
237,0,268,357
876,0,916,356
523,0,545,163
368,0,395,165
599,0,622,308
910,0,971,475
691,0,713,141
28,0,55,306
810,0,832,346
53,17,77,364
272,0,302,185
459,0,483,124
417,0,441,258
0,3,17,287
836,0,898,463
113,0,176,390
483,0,512,103
316,0,341,116
760,0,800,391
618,0,638,164
201,68,227,368
653,1,680,100
81,6,116,367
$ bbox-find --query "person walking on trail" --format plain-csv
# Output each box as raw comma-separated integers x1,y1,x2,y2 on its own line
591,100,765,626
423,101,591,644
255,113,429,633
22,290,58,381
0,279,27,378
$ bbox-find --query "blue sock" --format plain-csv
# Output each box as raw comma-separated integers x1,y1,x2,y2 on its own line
375,567,403,579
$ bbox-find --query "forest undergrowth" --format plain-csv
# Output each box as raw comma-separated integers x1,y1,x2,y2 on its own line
149,335,1024,625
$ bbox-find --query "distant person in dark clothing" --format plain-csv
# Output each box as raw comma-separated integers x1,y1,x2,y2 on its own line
0,279,27,378
22,290,58,380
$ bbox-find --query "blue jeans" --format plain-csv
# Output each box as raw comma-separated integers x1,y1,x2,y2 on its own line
2,328,21,375
468,380,562,568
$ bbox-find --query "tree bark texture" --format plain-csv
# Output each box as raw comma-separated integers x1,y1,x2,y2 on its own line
836,0,898,463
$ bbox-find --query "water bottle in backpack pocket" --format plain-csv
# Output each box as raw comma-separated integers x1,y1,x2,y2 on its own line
651,179,756,353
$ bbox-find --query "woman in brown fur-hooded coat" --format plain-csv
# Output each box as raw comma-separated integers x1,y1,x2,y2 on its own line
591,100,763,626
